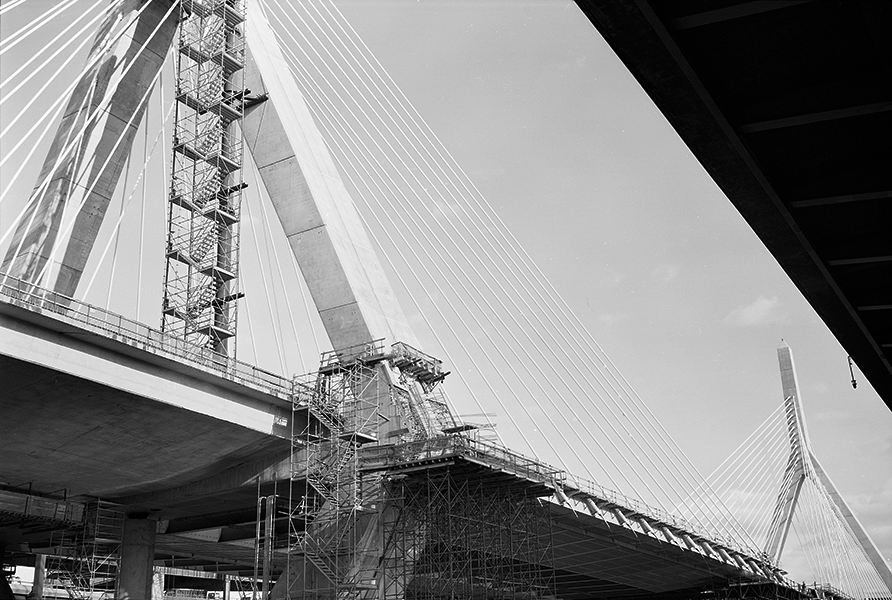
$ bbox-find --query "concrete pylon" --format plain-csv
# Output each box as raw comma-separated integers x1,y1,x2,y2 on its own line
1,0,178,296
241,1,417,355
764,343,808,561
767,342,892,593
240,2,434,442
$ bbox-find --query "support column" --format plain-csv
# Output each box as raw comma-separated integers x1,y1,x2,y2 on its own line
27,555,45,600
117,517,156,600
0,545,13,600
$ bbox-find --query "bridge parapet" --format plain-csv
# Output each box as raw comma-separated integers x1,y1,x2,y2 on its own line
0,272,293,400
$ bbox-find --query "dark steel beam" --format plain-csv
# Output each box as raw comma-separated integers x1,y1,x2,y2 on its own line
739,102,892,133
574,0,892,409
668,1,811,30
827,256,892,267
790,191,892,208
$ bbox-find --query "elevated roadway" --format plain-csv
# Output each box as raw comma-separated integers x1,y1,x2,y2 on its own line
0,275,301,574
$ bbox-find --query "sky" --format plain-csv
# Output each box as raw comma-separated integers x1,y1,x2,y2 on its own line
1,0,889,584
327,0,891,569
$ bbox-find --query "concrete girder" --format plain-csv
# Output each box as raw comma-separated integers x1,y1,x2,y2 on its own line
1,0,178,296
638,517,655,535
660,526,677,545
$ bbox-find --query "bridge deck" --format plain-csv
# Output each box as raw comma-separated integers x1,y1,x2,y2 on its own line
0,278,302,567
361,436,783,599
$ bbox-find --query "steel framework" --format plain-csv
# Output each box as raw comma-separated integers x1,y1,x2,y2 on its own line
252,342,555,600
163,0,248,355
45,501,123,600
381,469,555,600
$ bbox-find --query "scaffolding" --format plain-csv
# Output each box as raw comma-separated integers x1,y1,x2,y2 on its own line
45,502,123,600
163,0,248,355
250,350,386,600
251,342,555,600
380,469,555,600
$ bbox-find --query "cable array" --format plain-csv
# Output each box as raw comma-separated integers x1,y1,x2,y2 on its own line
3,5,887,592
1,0,176,306
251,0,756,552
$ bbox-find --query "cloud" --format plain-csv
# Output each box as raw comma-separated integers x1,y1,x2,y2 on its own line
723,296,783,327
597,313,625,326
652,264,680,283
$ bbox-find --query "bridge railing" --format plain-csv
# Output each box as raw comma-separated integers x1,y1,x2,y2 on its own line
360,434,566,487
0,273,293,399
561,471,743,553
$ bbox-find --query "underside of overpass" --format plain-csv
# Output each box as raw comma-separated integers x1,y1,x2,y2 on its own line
574,0,892,410
0,298,299,577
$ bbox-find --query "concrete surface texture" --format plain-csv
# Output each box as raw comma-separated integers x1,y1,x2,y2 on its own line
242,3,417,354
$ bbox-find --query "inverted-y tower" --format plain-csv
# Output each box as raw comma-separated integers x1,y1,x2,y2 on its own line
767,342,892,593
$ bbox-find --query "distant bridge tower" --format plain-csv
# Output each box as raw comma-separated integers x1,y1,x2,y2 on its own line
767,342,892,592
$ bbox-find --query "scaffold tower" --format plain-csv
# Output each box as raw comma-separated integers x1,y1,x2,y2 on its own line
252,341,557,600
46,502,124,600
163,0,248,355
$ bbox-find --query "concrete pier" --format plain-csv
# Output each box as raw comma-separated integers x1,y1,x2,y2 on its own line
117,518,156,600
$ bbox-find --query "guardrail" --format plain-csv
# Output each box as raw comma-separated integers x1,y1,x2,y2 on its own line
0,273,293,399
360,435,565,487
562,470,747,558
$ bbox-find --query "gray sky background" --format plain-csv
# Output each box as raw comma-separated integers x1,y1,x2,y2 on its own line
0,0,889,581
331,0,891,568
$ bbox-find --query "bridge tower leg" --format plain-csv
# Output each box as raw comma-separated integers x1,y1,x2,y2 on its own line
766,342,892,593
240,2,452,440
764,343,807,561
240,3,416,355
0,0,178,297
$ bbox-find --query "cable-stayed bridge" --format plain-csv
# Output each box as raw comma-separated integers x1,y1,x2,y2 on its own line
0,2,889,600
